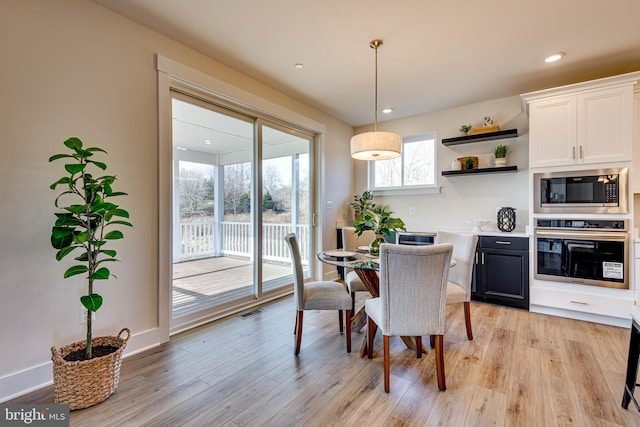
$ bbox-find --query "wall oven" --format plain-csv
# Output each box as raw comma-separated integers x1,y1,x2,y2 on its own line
534,219,629,289
533,168,628,214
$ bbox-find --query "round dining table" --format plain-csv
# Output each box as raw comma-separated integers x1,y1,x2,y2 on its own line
317,248,456,357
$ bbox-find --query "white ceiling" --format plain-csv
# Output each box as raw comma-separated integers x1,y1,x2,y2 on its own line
91,0,640,127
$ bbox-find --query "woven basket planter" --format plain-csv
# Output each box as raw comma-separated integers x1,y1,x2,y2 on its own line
51,328,130,410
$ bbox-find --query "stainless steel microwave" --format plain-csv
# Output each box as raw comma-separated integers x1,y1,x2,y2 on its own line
533,168,628,214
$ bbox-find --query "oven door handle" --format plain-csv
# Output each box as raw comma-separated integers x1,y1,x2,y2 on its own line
535,230,628,241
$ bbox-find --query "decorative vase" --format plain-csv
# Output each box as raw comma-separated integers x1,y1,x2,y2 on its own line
369,233,385,256
494,157,507,167
51,328,130,410
497,207,516,232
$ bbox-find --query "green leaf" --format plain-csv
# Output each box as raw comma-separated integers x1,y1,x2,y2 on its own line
49,177,71,190
111,208,130,218
86,147,108,154
48,153,75,162
107,220,133,228
55,246,79,261
63,137,83,151
104,230,124,240
65,164,86,175
64,265,88,278
101,249,117,257
89,160,107,170
90,267,110,280
81,294,103,312
51,229,74,249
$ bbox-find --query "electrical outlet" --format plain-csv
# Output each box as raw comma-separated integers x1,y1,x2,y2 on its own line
79,307,96,324
409,207,415,216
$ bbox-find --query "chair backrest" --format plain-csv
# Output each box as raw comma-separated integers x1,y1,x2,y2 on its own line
284,233,305,310
341,226,376,251
434,231,478,299
378,243,453,336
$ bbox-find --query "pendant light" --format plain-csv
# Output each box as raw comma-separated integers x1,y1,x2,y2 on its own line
350,39,402,161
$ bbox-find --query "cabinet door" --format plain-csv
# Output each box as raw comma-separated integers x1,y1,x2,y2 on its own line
529,95,576,167
577,86,634,164
478,248,529,309
634,91,640,193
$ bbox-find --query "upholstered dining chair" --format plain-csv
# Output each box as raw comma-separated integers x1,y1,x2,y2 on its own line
284,233,352,355
365,243,453,392
434,231,479,341
341,226,377,312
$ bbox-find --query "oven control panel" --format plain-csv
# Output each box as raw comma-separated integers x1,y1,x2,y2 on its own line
536,219,627,230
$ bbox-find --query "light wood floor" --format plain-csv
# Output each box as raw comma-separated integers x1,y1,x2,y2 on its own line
12,296,640,426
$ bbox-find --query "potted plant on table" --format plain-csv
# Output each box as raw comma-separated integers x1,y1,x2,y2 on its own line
349,190,376,219
354,206,406,256
49,137,133,410
493,144,509,167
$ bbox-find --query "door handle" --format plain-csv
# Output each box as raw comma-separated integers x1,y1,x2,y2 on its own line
495,241,512,245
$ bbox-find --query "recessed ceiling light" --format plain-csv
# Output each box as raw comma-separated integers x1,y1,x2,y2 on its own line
382,108,393,114
294,63,304,69
205,140,211,145
545,52,565,63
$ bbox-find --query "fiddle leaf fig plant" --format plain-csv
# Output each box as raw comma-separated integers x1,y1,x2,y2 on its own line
49,137,132,360
349,190,376,217
354,206,406,239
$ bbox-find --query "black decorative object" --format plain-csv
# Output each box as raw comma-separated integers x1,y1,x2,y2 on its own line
497,207,516,232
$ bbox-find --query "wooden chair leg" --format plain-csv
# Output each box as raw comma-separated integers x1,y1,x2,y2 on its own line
464,301,473,340
430,335,435,348
294,311,303,355
383,335,390,393
367,316,376,359
338,310,344,333
294,311,298,334
345,310,352,353
434,334,446,391
416,336,422,358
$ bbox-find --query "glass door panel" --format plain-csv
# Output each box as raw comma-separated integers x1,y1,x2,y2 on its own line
171,92,255,323
260,122,312,293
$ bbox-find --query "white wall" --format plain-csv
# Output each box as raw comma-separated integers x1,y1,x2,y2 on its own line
351,96,530,234
0,0,354,400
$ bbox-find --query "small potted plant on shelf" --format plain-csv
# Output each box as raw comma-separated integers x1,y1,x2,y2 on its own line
49,137,133,410
493,144,509,167
354,206,406,256
459,124,472,135
349,190,375,219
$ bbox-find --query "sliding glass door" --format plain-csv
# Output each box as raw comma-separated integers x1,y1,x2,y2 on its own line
170,90,313,327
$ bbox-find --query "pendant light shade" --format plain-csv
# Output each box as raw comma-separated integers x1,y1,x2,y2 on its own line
350,131,402,160
350,39,401,161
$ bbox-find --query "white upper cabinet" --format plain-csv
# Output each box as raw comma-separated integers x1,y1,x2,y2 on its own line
528,95,576,167
522,72,640,169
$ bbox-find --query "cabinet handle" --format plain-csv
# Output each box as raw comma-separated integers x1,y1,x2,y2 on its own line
481,253,485,265
475,252,478,264
495,241,512,245
579,145,583,159
569,300,589,305
572,146,576,159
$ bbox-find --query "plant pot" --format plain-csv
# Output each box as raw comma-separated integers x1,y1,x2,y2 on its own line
51,328,130,410
369,234,385,256
494,157,507,167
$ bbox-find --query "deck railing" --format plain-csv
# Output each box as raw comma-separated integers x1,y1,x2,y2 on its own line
177,220,311,263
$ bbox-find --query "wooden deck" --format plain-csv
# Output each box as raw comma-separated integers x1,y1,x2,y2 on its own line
173,256,294,319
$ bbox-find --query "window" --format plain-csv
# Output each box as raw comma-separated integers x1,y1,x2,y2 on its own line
370,133,436,191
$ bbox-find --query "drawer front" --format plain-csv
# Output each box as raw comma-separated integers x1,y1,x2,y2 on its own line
531,286,633,318
479,235,528,251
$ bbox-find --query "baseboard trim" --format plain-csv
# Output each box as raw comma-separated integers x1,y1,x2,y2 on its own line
530,304,631,328
0,327,164,403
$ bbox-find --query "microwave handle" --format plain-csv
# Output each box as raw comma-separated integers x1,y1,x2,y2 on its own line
535,230,627,241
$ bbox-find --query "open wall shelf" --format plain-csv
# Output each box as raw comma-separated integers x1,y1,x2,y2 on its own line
441,165,518,176
441,128,518,146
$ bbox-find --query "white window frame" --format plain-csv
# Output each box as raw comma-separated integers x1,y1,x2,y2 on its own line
368,132,440,195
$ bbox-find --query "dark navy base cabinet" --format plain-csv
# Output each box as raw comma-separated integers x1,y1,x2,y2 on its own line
472,235,529,310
